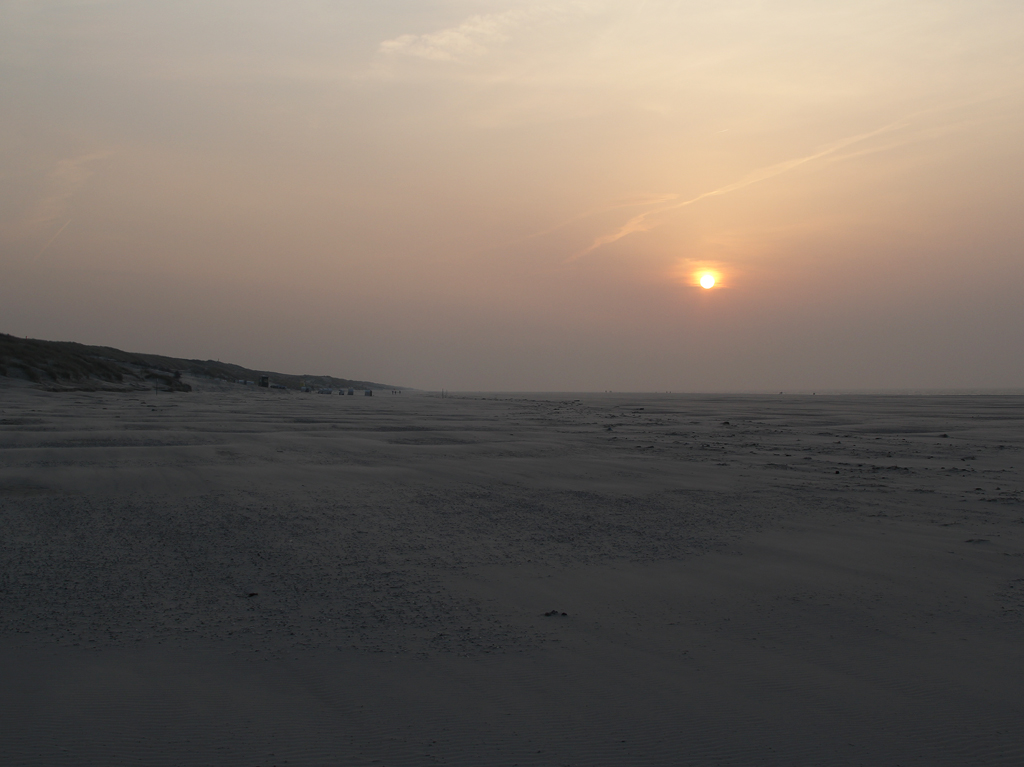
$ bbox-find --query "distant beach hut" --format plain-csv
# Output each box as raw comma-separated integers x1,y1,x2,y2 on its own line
347,388,354,395
258,376,269,388
365,390,373,396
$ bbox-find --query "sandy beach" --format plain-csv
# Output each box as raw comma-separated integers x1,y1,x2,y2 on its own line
1,383,1022,766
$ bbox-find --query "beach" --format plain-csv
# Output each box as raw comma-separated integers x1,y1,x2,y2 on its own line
1,384,1022,766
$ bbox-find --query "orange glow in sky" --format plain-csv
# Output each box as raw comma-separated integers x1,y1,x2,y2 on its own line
2,2,1024,391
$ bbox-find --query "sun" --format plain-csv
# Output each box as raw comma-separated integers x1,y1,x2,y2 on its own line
674,262,725,289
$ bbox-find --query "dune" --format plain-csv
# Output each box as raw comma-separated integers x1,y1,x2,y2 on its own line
0,384,1022,765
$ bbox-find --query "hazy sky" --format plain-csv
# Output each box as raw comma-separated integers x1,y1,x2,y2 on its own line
2,1,1023,390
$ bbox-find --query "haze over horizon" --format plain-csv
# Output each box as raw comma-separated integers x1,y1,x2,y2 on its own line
3,1,1023,391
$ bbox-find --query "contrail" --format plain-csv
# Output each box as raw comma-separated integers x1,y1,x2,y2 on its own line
483,193,682,255
522,193,680,241
38,218,72,257
568,119,908,262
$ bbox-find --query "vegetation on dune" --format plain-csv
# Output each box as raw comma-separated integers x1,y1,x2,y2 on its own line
0,333,398,392
0,334,192,391
0,334,128,386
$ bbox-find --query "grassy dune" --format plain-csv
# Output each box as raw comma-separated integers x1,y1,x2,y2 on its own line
0,334,398,392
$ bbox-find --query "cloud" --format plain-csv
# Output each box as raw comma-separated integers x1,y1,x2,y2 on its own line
379,10,525,62
3,149,114,252
570,120,909,261
37,217,72,257
513,193,680,245
26,150,112,230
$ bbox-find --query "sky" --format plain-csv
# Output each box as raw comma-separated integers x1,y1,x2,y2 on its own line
2,0,1023,391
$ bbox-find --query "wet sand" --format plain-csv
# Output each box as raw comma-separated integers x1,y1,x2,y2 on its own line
1,384,1022,765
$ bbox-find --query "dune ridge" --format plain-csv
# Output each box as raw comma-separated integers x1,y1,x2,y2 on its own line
0,333,400,392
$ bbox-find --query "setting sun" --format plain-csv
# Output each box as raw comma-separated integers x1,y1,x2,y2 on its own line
700,274,716,289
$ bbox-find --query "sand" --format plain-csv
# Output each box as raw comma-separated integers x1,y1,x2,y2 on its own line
1,383,1022,766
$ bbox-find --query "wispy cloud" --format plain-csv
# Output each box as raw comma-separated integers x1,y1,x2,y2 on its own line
1,149,114,255
570,120,908,261
379,10,525,62
521,193,680,243
37,217,72,257
26,150,112,230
